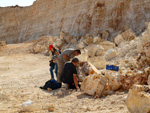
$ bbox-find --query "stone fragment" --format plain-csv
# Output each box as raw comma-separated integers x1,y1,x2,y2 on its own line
88,56,106,69
104,49,118,60
121,29,136,41
21,100,38,112
48,105,55,112
114,34,124,45
126,85,150,113
81,74,107,98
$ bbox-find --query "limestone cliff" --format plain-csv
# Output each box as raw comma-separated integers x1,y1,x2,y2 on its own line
0,0,150,43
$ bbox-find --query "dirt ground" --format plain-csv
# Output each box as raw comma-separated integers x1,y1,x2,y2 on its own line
0,44,129,113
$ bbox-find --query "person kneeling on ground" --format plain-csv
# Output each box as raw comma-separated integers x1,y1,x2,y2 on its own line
61,58,80,90
57,49,81,83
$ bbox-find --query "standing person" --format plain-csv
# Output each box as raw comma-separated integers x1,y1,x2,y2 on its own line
61,58,80,90
57,49,81,83
49,45,60,79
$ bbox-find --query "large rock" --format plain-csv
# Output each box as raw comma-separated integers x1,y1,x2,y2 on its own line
104,49,118,60
82,61,101,75
85,44,104,57
121,29,136,41
76,49,88,62
114,34,124,46
105,71,121,91
88,56,106,69
98,41,116,52
93,36,102,44
126,85,150,113
81,74,107,98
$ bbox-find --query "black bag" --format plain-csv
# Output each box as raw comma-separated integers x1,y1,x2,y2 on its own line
40,79,62,90
49,60,54,67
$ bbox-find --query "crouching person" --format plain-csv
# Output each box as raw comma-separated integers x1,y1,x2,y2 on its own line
61,58,80,90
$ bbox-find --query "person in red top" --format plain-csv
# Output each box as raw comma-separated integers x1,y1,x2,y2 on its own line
49,45,60,79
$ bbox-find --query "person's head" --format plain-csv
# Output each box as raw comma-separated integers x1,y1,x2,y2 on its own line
73,49,81,56
49,45,55,52
72,58,79,66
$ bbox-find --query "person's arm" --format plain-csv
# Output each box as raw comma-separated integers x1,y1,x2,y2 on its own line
73,74,79,89
63,54,70,61
53,51,60,63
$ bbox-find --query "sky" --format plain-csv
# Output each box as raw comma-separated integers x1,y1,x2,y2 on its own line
0,0,36,7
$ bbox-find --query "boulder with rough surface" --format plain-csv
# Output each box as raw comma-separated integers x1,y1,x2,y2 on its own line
126,85,150,113
104,49,118,60
81,74,107,98
105,71,121,91
85,44,104,57
114,34,124,46
121,29,136,41
88,56,106,69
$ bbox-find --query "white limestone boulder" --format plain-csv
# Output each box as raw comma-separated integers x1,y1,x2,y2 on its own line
93,36,102,44
88,56,106,69
121,29,136,41
104,49,118,60
126,85,150,113
76,49,88,62
81,74,107,98
85,44,104,57
114,34,124,45
98,41,116,51
82,61,101,75
105,71,121,91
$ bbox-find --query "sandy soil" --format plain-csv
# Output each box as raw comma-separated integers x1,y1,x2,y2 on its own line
0,44,129,113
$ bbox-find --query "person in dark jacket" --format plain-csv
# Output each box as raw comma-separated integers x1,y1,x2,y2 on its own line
61,58,80,90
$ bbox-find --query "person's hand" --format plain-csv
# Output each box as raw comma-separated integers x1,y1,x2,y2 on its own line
76,87,80,91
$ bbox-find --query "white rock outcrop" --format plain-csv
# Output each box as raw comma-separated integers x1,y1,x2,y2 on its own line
126,85,150,113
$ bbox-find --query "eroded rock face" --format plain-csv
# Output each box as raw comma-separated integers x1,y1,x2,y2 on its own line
1,0,150,43
81,74,107,98
126,85,150,113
